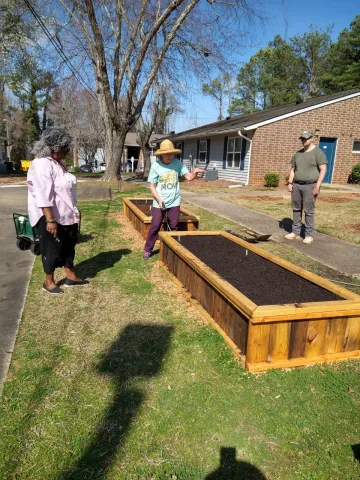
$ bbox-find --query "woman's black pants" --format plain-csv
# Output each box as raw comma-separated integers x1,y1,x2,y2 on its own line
37,216,78,274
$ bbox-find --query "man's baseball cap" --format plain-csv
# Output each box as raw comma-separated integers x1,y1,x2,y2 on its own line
299,131,315,139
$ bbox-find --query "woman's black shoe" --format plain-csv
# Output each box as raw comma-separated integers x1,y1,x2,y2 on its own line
42,283,64,295
63,279,89,287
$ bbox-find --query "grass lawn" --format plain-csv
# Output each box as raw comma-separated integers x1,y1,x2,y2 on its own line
219,194,360,245
1,187,360,480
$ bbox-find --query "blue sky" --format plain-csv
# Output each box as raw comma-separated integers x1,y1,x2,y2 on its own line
172,2,359,132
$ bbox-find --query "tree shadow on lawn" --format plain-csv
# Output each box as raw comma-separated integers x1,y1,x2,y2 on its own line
74,249,132,279
279,217,306,238
352,443,360,463
58,323,174,480
205,447,266,480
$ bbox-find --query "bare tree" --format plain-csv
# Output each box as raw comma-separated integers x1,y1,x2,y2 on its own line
48,77,104,166
50,0,263,180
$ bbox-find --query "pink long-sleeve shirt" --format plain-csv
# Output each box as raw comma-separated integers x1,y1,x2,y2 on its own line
27,157,80,227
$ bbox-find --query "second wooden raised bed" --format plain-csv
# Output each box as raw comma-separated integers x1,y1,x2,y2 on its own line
123,198,200,240
159,231,360,372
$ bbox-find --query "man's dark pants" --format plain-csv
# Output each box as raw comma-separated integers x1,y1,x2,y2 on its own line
144,206,180,253
291,183,316,237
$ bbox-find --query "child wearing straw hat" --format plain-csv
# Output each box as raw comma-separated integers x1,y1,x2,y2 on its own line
143,139,204,259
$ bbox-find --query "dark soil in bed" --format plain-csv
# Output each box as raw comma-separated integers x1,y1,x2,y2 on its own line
131,199,188,217
177,235,343,305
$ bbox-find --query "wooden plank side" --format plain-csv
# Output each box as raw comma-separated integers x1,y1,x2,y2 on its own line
304,320,328,358
246,322,271,363
268,322,291,362
246,350,360,372
252,301,360,323
344,316,360,351
289,320,309,359
227,302,248,355
325,317,348,354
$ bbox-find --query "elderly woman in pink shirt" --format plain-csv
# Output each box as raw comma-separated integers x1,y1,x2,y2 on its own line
27,128,88,294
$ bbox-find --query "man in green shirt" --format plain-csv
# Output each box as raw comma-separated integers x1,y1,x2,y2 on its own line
285,131,327,244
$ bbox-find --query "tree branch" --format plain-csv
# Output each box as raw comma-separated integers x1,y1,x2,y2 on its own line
136,0,200,117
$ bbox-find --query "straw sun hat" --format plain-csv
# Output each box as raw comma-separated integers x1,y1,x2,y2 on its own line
154,139,181,156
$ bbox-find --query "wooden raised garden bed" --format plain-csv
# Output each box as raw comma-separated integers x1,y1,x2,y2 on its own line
159,231,360,371
123,198,200,240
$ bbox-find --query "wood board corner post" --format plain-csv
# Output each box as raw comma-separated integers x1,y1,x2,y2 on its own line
123,198,200,240
159,231,360,372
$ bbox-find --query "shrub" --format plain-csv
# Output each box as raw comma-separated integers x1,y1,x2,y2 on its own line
264,173,280,188
348,163,360,184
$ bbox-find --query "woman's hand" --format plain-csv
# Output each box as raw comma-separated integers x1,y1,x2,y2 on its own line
193,168,205,175
288,183,293,193
46,221,58,237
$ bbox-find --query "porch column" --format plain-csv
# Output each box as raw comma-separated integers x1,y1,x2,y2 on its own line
123,147,128,171
138,150,143,168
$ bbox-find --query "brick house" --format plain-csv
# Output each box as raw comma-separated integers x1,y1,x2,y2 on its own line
169,89,360,185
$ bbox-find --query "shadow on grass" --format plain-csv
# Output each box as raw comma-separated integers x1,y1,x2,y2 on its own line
58,324,173,480
279,217,306,238
352,443,360,463
75,249,131,279
77,233,94,244
205,447,266,480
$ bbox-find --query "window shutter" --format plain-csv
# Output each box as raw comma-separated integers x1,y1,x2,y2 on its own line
240,138,246,171
196,140,200,163
223,136,228,169
206,139,211,165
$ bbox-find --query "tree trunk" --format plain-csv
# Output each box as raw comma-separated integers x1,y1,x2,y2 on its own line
101,126,127,180
142,143,151,177
73,137,79,167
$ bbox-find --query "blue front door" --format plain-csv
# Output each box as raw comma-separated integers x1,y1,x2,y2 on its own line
319,137,337,183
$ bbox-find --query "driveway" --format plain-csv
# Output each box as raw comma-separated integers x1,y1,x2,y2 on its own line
0,186,34,396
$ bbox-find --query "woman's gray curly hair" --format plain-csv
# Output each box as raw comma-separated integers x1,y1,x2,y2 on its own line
32,128,73,158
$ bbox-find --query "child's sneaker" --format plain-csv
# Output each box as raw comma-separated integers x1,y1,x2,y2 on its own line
143,251,151,260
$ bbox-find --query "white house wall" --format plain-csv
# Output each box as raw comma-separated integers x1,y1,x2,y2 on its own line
182,132,252,184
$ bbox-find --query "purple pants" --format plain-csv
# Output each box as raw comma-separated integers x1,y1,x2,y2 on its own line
144,206,180,253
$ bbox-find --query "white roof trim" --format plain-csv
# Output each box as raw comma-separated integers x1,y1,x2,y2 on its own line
244,92,360,131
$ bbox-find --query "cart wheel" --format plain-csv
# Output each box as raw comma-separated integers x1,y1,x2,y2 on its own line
30,242,41,256
16,238,31,251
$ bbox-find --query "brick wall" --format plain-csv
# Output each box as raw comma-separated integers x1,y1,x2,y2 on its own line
249,96,360,185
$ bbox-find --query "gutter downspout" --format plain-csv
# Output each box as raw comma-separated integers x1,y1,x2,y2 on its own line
238,131,252,186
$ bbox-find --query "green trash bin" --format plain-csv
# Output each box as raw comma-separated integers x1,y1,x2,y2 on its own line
13,213,40,255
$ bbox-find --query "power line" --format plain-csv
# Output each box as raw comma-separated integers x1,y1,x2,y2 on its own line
22,0,98,101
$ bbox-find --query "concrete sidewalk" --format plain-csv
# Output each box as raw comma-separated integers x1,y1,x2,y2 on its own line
182,191,360,276
0,186,34,397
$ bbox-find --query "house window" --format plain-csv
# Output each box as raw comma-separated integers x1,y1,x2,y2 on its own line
353,140,360,153
198,140,207,163
227,137,242,168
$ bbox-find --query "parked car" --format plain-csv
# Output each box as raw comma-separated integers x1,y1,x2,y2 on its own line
98,162,106,172
79,164,93,173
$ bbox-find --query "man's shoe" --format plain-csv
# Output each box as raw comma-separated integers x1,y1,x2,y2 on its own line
42,283,64,295
303,236,314,244
285,232,299,240
143,251,151,260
